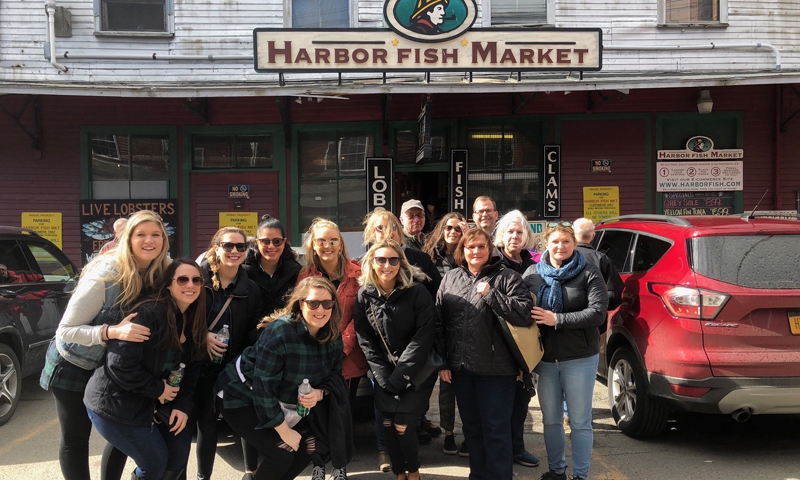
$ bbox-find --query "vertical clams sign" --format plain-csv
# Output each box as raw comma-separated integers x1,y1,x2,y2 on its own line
543,146,561,218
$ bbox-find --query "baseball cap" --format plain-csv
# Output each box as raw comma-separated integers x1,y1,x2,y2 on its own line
400,199,424,216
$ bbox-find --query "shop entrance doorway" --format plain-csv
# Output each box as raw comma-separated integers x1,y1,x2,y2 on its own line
395,171,448,233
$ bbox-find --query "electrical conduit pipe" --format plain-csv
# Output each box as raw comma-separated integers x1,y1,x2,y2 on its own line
603,43,781,71
44,0,68,72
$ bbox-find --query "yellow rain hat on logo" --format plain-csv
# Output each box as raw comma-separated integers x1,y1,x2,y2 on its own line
410,0,450,20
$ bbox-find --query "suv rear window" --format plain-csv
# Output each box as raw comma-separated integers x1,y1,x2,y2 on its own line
690,235,800,289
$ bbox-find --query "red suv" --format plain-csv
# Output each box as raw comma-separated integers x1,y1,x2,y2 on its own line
593,214,800,437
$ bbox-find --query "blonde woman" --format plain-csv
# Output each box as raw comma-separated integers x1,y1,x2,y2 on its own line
41,209,171,480
216,276,350,480
193,226,265,480
298,218,364,480
354,240,437,480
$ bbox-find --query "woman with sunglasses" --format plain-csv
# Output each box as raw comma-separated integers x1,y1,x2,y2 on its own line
216,276,349,480
41,210,171,480
298,218,364,480
193,226,265,480
436,227,533,480
354,240,437,480
522,224,608,480
84,258,208,480
243,215,302,317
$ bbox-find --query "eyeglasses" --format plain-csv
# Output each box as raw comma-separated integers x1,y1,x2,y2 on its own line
404,213,425,220
315,238,340,247
374,256,401,266
547,221,574,229
473,209,496,216
173,276,203,287
444,225,461,233
303,299,335,310
217,242,247,253
257,237,285,247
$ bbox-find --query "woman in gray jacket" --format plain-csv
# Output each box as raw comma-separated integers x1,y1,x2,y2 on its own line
522,223,608,480
435,228,533,480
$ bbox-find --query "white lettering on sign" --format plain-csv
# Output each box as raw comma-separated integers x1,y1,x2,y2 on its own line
543,146,561,218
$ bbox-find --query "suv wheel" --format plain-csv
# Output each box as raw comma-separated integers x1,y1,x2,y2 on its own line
608,348,668,437
0,344,21,426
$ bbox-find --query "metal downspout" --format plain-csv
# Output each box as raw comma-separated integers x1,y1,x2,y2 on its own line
603,43,781,71
44,0,68,72
775,85,781,209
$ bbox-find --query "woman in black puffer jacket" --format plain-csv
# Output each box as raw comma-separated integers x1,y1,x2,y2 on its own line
354,240,437,480
522,223,607,480
435,228,533,480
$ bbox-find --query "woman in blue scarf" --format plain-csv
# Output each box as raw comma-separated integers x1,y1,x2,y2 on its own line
521,223,608,480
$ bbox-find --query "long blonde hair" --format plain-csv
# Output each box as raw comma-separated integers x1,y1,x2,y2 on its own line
301,218,351,281
205,226,248,290
83,210,171,309
360,240,414,296
258,276,342,344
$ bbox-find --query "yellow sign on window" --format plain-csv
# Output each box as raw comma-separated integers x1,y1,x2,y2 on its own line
21,212,63,249
219,212,258,238
583,187,620,224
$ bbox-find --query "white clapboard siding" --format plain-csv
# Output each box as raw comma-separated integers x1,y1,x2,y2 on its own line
1,0,799,84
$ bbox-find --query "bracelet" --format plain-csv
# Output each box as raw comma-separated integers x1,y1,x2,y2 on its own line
104,324,111,340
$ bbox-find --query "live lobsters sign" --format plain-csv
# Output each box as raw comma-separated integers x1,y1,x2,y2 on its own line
253,0,601,73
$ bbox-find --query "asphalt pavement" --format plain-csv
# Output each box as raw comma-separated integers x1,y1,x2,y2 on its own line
1,375,799,480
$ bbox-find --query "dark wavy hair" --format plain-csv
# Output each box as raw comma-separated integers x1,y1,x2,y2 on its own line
422,212,465,264
255,214,295,262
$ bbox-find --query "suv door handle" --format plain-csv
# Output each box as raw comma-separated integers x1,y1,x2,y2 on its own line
0,289,18,298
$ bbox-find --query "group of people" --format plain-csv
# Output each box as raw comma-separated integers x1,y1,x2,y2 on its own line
41,194,623,480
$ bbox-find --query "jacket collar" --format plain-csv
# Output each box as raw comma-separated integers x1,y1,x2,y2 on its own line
577,241,595,250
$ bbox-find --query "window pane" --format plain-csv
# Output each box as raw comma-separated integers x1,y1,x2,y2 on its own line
338,134,370,173
492,0,547,25
596,230,636,273
293,0,349,28
632,235,672,272
691,235,800,289
338,178,367,228
130,181,168,198
103,0,167,32
300,180,338,229
193,136,235,169
91,134,128,181
27,245,75,281
237,136,273,168
665,0,719,22
299,131,338,178
0,240,33,282
395,128,447,165
131,136,168,181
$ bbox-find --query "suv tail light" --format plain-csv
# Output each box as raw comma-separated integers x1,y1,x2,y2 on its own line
648,283,730,320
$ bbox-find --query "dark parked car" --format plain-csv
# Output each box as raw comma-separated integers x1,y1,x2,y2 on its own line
593,214,800,437
0,227,76,425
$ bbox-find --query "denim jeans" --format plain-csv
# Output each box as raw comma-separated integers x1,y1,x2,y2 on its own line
369,377,388,451
87,408,193,479
534,354,599,479
452,369,516,480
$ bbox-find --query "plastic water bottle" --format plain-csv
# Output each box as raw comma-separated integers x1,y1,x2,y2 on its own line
164,363,185,403
212,324,230,364
296,379,313,417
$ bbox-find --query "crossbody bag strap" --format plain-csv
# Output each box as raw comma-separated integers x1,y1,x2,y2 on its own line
369,303,396,367
208,295,234,332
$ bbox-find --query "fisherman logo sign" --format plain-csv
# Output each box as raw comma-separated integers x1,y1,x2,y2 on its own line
384,0,477,43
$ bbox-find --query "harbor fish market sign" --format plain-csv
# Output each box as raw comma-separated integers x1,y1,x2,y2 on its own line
254,0,601,73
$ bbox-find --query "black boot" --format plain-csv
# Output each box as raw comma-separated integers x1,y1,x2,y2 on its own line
161,470,185,480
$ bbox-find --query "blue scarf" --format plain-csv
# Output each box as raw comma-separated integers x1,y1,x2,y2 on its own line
536,250,586,313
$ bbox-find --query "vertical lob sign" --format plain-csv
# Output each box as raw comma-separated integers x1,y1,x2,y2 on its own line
543,145,561,218
367,157,394,213
450,150,468,217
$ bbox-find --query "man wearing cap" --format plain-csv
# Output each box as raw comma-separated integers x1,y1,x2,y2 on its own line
473,196,499,235
410,0,449,35
400,199,427,251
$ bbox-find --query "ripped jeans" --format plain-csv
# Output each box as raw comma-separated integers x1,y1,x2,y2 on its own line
378,411,421,476
222,405,315,480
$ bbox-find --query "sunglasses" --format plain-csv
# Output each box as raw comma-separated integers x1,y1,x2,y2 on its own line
174,276,203,287
258,237,285,247
303,299,335,310
315,238,340,247
374,256,401,266
217,242,248,253
444,225,461,233
547,221,574,229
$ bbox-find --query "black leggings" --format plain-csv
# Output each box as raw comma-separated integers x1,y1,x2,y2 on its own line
193,373,259,478
379,411,420,476
222,405,314,480
51,386,128,480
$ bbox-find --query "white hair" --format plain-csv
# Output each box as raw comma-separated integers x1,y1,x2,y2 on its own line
494,210,536,250
572,218,595,242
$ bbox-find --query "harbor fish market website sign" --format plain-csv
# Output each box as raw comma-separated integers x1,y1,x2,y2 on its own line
254,1,601,72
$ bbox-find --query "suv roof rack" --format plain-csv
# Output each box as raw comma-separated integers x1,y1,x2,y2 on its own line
597,215,693,227
0,226,43,237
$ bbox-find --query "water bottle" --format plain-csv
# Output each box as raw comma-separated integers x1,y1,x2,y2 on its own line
296,379,313,417
164,363,185,403
212,324,230,364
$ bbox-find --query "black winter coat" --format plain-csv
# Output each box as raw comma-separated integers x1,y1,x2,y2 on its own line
576,242,624,310
404,247,442,299
84,301,202,427
522,253,608,363
200,264,265,366
431,246,457,278
354,282,437,413
242,248,302,317
436,254,534,376
497,247,536,274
